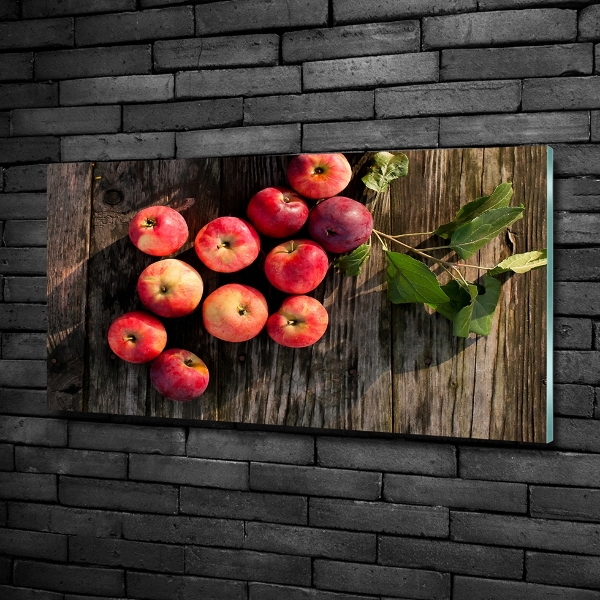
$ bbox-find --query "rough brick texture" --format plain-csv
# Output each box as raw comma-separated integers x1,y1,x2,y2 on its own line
0,3,599,599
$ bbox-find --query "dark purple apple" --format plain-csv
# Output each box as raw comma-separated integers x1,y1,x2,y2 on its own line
307,196,373,254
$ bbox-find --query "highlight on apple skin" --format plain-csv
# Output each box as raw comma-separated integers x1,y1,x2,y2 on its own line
264,239,329,294
195,216,261,273
308,196,373,254
137,258,204,318
202,283,268,343
107,311,167,363
150,348,209,401
287,153,352,200
129,205,189,257
267,295,329,348
247,186,309,238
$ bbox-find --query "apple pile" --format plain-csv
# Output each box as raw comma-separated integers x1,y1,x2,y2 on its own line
107,153,373,403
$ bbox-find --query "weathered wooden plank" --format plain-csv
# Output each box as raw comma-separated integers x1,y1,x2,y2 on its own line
47,163,93,411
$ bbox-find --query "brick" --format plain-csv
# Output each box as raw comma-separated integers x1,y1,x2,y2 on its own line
0,443,13,470
0,53,33,82
554,317,592,348
0,360,46,386
12,106,121,137
186,546,312,586
250,583,373,600
187,427,314,464
129,453,248,489
244,522,376,562
479,0,588,7
127,572,246,600
303,52,438,91
14,561,124,596
15,446,127,479
123,98,242,133
0,416,66,445
0,18,73,50
36,45,151,80
317,436,455,476
60,476,178,514
554,144,600,176
177,124,301,158
154,34,279,72
60,74,173,106
531,486,600,522
440,112,589,147
460,446,600,487
4,278,47,303
593,111,599,142
579,4,600,42
3,221,46,246
423,9,576,50
0,305,46,329
23,0,136,18
69,422,185,454
122,512,243,546
176,66,301,99
556,249,600,280
553,417,600,452
556,351,600,383
0,557,9,583
180,486,307,524
0,472,56,501
453,576,600,600
75,7,194,46
283,21,419,64
0,83,57,110
555,177,600,212
196,0,328,36
0,389,53,417
0,586,62,600
0,0,18,19
441,44,593,81
61,132,175,161
596,45,600,75
0,112,9,137
379,537,523,579
0,194,46,220
69,536,184,573
554,384,595,417
303,117,439,151
314,560,449,598
0,137,59,164
310,497,448,537
384,473,527,513
250,463,381,500
451,511,600,555
2,333,46,359
524,76,600,111
527,552,600,589
333,0,476,25
376,80,521,118
0,528,67,560
4,167,47,192
8,502,122,537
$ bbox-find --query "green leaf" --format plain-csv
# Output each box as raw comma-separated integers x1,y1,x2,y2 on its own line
386,252,450,304
362,152,409,193
450,206,524,260
454,300,476,337
334,244,370,277
488,249,547,276
428,280,475,321
434,182,514,239
469,276,501,335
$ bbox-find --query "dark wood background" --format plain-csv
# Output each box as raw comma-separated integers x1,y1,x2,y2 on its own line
47,147,548,442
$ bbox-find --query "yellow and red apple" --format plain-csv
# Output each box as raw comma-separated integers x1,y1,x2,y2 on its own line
150,348,209,401
247,186,309,238
107,311,167,363
287,153,352,200
267,296,329,348
129,205,188,256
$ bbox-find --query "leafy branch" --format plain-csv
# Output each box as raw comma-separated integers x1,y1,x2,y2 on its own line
334,152,548,338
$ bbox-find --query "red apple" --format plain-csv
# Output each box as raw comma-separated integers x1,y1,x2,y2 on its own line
129,205,188,257
267,296,328,348
194,216,260,273
150,348,209,401
308,196,373,254
107,311,167,363
137,258,203,318
247,186,309,238
287,153,352,200
264,239,329,294
202,283,268,342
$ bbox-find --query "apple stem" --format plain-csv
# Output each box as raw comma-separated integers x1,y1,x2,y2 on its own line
184,359,194,366
287,320,297,326
125,334,136,342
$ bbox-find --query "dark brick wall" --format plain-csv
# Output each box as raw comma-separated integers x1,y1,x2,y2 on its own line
0,1,599,598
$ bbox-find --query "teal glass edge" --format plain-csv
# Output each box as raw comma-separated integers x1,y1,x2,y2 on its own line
546,146,554,443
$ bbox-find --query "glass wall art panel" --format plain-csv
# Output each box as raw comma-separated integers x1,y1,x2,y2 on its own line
47,146,552,442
